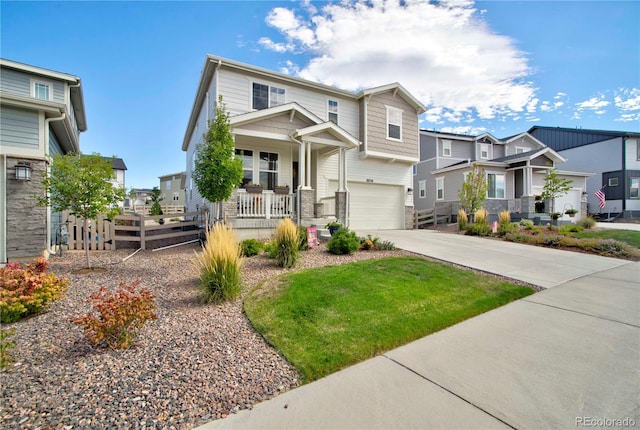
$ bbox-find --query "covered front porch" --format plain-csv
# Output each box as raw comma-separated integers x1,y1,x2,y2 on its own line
222,102,359,227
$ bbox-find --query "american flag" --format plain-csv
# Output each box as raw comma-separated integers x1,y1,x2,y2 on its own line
594,187,606,209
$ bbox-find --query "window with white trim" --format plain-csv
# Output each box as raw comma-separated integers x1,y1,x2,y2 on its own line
386,106,402,140
328,100,338,124
487,173,505,199
480,144,490,159
608,177,619,187
166,181,172,190
515,146,529,154
235,149,254,187
631,177,639,199
418,180,426,198
436,177,444,200
252,83,285,110
173,192,180,201
259,151,279,190
32,80,51,101
442,140,451,157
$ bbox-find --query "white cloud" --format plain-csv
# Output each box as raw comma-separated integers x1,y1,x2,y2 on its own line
554,92,567,99
258,37,289,53
439,125,488,136
614,88,640,111
263,0,534,122
575,95,610,111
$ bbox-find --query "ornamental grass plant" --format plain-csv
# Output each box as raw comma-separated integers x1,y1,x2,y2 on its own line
193,223,243,303
274,218,300,268
457,208,468,231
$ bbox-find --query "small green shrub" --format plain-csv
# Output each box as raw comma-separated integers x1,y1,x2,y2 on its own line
193,223,243,303
71,280,157,350
558,224,584,236
497,221,518,237
264,240,278,259
465,222,492,237
577,216,597,229
0,258,69,323
327,228,361,255
519,219,534,229
457,209,468,231
275,218,300,268
0,327,16,370
377,240,396,251
241,238,264,257
359,235,380,251
297,226,309,251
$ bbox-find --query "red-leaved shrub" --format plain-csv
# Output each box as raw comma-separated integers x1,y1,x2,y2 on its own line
71,280,157,349
0,258,68,323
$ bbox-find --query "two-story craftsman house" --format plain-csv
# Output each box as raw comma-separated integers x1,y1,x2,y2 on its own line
414,129,591,222
0,59,87,263
182,55,425,234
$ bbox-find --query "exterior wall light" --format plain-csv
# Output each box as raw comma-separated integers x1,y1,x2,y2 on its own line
15,162,32,181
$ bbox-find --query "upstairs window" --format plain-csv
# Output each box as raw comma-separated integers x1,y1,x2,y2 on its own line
328,100,338,124
515,146,529,154
418,180,426,198
442,140,451,157
480,144,490,159
252,83,285,110
386,106,402,140
32,81,51,100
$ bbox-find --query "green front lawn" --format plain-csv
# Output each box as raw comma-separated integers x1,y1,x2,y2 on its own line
245,256,533,383
572,229,640,249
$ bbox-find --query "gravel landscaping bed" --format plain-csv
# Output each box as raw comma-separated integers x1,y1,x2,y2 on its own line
0,243,411,429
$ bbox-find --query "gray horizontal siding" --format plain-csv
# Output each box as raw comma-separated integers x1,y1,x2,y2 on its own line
49,131,63,156
0,106,39,148
0,67,66,103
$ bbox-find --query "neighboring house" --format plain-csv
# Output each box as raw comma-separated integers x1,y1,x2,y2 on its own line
528,126,640,217
106,156,127,206
414,130,591,222
125,188,153,209
0,58,87,263
159,172,186,208
182,55,425,233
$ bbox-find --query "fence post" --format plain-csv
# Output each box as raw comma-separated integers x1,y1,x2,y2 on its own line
139,212,146,250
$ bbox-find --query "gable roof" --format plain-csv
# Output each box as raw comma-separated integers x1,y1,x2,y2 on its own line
182,54,425,150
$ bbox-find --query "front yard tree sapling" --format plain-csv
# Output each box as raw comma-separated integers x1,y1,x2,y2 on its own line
540,168,573,218
149,186,164,224
38,152,126,268
192,96,243,220
458,164,489,214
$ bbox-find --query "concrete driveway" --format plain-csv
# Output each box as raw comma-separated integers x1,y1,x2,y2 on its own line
199,230,639,429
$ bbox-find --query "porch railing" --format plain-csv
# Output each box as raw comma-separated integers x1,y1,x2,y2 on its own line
237,192,294,219
319,196,336,217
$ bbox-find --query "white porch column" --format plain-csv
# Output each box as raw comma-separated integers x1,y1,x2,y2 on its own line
305,139,311,189
299,140,306,189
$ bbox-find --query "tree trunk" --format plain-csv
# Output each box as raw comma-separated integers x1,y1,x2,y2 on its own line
84,217,91,268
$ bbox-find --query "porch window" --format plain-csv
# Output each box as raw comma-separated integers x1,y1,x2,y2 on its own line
631,177,639,199
328,100,338,124
418,180,426,198
32,80,51,100
235,149,254,186
252,83,285,110
386,106,402,140
436,177,444,200
259,152,278,190
487,173,505,199
480,144,490,159
442,140,451,157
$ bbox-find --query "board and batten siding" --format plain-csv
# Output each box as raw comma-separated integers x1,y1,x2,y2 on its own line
363,91,418,159
625,138,640,170
0,106,39,149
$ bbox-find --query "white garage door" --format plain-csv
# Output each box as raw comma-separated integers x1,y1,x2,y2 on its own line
533,187,583,220
330,181,404,230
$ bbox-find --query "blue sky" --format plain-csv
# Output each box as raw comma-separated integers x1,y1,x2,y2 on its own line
2,0,638,189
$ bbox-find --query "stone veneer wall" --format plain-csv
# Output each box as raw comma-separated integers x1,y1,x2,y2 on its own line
335,191,347,225
6,157,48,260
404,206,414,230
299,189,315,219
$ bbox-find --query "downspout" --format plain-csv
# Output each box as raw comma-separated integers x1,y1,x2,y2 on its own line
44,111,67,255
1,155,6,264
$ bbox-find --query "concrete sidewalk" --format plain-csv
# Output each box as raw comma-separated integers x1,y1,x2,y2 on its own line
198,231,639,429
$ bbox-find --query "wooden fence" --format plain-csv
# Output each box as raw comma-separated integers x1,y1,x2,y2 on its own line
414,207,451,229
61,210,206,251
124,205,185,216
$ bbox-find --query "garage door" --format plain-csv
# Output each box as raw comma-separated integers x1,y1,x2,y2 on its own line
330,181,404,230
533,187,583,220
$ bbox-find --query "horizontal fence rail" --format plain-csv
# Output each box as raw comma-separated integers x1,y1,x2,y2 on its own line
414,206,451,229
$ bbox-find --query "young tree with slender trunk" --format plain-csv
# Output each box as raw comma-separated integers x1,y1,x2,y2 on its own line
541,168,572,219
38,153,126,268
192,96,243,221
458,164,489,214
